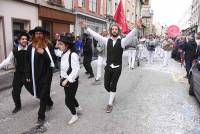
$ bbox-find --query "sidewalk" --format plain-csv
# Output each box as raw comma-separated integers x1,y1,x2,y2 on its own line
0,70,14,91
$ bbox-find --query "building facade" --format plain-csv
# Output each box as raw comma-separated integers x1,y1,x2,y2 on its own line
0,0,75,62
0,0,38,62
190,0,199,33
73,0,107,36
141,0,153,35
36,0,75,38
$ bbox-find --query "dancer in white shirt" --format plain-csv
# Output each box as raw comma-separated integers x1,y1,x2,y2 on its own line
0,31,33,114
80,19,141,113
56,35,81,125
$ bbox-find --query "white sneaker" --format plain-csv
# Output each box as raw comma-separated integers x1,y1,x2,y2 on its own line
68,115,78,125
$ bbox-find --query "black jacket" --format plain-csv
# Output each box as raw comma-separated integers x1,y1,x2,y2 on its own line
27,44,55,95
180,40,197,61
83,38,93,58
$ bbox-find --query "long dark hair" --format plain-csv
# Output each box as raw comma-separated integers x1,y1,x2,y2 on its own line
67,43,76,52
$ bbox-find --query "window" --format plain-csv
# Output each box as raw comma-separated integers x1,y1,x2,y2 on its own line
48,0,63,6
115,0,118,10
78,0,85,8
93,0,97,12
89,0,97,12
100,0,103,15
64,0,72,9
107,0,112,15
42,21,52,38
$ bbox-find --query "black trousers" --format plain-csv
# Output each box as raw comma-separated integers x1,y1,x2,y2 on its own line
185,59,193,78
104,66,122,92
38,70,54,120
12,72,33,108
83,57,94,76
64,80,79,115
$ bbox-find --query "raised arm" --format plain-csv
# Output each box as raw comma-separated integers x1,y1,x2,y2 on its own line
121,18,142,48
0,52,14,69
121,28,139,48
80,21,108,46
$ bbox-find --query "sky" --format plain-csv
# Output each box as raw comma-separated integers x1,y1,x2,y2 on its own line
151,0,192,26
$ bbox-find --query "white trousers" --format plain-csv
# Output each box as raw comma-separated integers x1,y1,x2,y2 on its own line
148,51,155,64
128,49,137,68
155,46,161,55
96,56,104,79
137,48,143,60
160,48,164,59
163,51,171,66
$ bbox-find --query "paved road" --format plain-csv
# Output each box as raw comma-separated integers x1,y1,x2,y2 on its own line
0,52,200,134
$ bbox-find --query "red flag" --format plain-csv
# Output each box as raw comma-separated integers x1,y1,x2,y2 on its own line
114,0,129,33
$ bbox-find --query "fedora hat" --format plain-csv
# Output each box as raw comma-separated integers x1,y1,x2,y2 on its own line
58,35,74,46
29,26,50,35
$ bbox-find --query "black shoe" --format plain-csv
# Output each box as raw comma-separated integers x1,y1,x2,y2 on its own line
36,119,45,126
85,72,90,75
46,105,53,112
88,75,94,78
12,107,21,114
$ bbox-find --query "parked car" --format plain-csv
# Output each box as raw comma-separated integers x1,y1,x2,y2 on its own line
189,60,200,101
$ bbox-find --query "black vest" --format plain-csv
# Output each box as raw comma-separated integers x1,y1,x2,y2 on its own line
13,47,28,73
106,38,123,66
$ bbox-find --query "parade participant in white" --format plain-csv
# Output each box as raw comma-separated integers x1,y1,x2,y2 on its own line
162,37,173,66
95,30,108,81
56,35,81,125
80,19,141,113
126,37,138,69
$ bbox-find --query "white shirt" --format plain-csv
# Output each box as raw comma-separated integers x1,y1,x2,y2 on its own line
87,28,138,48
60,50,80,83
0,45,27,69
86,28,138,68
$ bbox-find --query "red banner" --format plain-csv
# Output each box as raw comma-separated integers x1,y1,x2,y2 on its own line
114,0,129,33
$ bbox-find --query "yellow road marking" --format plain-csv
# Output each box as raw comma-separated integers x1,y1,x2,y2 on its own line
172,72,178,82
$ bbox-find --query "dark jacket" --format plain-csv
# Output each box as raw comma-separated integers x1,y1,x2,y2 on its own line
83,38,93,58
181,40,197,61
27,44,55,96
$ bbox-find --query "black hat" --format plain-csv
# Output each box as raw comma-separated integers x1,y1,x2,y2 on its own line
58,35,74,46
18,30,30,41
29,26,50,35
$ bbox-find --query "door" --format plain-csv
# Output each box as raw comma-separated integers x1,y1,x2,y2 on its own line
53,22,70,36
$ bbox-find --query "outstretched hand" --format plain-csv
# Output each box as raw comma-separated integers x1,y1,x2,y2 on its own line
80,21,87,29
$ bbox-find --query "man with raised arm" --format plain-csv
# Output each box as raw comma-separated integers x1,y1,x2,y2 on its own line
80,20,141,113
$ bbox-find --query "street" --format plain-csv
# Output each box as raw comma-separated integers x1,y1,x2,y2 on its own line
0,52,200,134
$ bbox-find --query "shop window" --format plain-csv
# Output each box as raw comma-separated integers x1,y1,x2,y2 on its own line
42,21,52,39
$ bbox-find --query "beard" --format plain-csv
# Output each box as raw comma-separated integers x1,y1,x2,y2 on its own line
32,37,47,48
111,32,119,37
